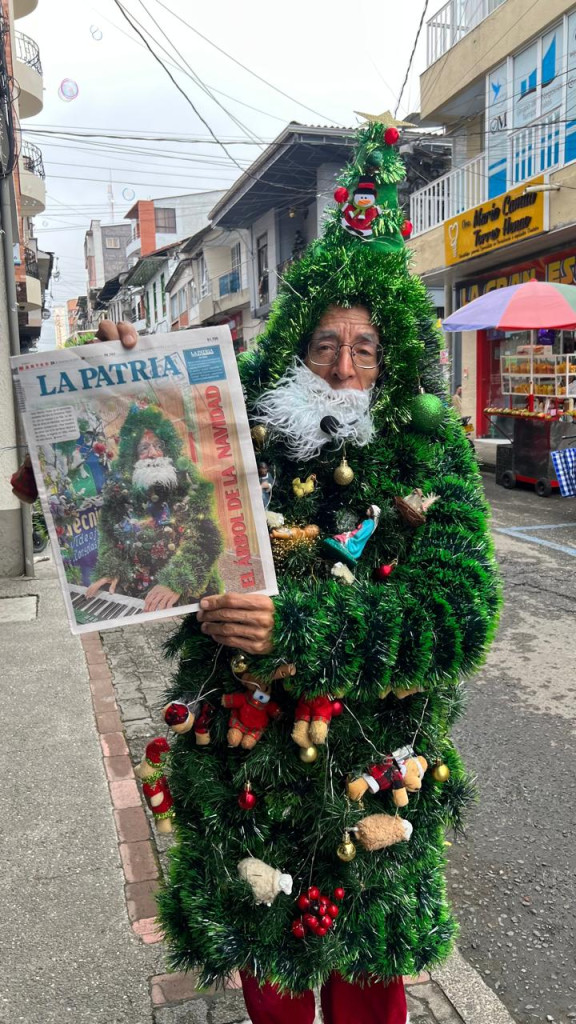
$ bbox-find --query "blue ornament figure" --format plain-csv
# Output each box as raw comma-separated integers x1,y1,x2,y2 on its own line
323,504,381,567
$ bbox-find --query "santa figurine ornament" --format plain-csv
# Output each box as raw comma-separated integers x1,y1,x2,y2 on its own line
135,737,174,833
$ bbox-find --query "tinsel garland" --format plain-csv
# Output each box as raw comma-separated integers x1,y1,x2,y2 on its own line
156,121,501,993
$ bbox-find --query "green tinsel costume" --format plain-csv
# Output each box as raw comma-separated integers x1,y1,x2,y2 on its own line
94,403,223,601
157,117,501,993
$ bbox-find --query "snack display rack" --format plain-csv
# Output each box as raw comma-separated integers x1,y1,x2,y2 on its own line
501,353,576,404
484,406,576,496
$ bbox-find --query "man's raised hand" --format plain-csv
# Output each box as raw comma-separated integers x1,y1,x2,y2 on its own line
197,593,275,654
95,320,138,348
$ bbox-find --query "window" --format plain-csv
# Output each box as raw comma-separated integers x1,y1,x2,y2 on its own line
231,241,241,273
178,288,186,314
257,233,268,307
160,272,166,315
155,207,177,232
198,256,210,298
152,282,158,321
170,295,178,321
105,236,121,249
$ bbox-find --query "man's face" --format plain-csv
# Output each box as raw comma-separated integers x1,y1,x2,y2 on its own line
305,306,381,391
137,431,165,461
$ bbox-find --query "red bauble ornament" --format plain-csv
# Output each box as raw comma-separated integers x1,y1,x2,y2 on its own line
334,186,349,203
238,783,257,810
401,219,413,239
316,926,328,937
297,894,311,911
373,563,396,581
308,886,320,900
320,914,333,929
334,887,345,901
331,699,344,717
328,903,340,918
291,919,306,939
384,126,400,146
164,701,190,727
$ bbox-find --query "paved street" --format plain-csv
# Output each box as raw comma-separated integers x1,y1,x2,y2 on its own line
100,471,576,1024
447,474,576,1024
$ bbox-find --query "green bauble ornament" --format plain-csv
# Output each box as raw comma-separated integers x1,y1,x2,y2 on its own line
366,148,384,168
410,392,444,434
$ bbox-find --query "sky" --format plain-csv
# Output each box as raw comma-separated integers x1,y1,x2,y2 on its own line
21,0,433,348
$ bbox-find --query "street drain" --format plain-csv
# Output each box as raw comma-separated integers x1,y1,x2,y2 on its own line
0,595,38,623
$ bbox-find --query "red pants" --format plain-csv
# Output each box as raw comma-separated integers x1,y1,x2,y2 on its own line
240,970,407,1024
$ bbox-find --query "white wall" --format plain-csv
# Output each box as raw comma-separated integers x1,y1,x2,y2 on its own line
316,163,342,236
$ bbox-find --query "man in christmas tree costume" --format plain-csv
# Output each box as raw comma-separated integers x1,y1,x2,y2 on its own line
86,402,223,613
102,115,500,1023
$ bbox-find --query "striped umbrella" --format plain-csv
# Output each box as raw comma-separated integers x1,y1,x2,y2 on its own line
442,280,576,331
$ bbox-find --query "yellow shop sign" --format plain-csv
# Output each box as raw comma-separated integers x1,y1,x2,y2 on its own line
444,176,547,266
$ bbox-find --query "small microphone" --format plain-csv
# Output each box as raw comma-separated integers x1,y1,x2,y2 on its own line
320,415,341,435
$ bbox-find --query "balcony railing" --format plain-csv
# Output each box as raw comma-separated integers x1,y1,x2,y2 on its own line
426,0,507,67
218,270,240,297
410,112,562,235
15,30,42,74
21,139,45,179
410,153,486,235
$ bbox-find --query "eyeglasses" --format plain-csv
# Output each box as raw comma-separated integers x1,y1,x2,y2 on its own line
307,339,383,370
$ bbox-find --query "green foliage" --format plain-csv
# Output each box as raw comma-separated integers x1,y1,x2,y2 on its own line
158,118,501,992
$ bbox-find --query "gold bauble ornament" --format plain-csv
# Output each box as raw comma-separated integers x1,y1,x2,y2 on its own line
299,744,319,763
231,653,249,675
251,425,268,446
336,830,357,862
432,762,450,783
333,458,354,486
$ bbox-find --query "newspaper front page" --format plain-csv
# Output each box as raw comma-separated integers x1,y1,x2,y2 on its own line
12,327,277,634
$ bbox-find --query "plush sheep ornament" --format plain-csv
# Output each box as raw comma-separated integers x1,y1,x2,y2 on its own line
237,857,294,906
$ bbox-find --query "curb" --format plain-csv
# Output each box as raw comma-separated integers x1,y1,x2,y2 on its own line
82,631,163,946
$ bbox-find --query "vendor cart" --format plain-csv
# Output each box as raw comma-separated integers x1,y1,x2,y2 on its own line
487,410,576,496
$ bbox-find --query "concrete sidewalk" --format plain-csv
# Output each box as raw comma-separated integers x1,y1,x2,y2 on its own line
0,555,517,1024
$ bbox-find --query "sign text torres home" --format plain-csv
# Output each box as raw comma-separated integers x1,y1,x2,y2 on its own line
444,176,547,266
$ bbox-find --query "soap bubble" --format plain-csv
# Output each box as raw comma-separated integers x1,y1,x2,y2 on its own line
58,79,79,102
90,25,103,41
42,220,49,227
122,187,136,201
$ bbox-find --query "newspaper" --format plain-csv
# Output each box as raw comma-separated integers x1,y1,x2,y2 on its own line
11,327,277,634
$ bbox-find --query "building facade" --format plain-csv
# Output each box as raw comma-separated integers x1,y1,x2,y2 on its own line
410,0,576,443
166,226,255,353
0,0,51,576
124,191,225,264
209,124,356,344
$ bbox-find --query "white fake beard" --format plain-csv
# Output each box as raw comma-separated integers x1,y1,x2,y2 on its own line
254,361,374,462
132,456,178,492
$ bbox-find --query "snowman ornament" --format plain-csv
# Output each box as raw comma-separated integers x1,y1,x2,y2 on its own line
336,177,381,238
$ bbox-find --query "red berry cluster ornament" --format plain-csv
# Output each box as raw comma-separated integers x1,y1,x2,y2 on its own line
291,885,345,939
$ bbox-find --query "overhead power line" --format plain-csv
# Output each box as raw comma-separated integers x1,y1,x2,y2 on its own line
150,0,338,124
133,0,265,147
112,0,250,174
395,0,430,117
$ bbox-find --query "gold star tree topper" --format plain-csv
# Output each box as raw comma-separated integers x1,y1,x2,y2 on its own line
354,110,416,129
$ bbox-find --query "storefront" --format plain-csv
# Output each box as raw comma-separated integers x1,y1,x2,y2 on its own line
455,247,576,438
441,175,576,440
